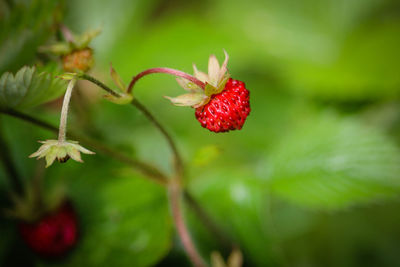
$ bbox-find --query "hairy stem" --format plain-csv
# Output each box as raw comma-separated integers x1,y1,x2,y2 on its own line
58,79,76,142
80,73,121,97
170,180,207,267
127,67,205,94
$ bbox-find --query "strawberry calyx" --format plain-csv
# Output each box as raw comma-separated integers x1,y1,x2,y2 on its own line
165,50,230,108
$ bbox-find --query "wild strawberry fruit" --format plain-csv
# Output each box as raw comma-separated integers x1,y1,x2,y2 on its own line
165,51,250,133
18,202,78,258
195,78,250,132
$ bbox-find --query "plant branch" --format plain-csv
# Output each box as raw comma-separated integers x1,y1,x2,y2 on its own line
0,108,167,185
79,73,121,97
169,180,207,267
127,67,205,94
131,99,184,178
60,23,75,43
79,73,184,178
58,79,76,142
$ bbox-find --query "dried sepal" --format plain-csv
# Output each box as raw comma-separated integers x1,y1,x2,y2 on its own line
176,77,202,93
29,140,95,167
169,50,231,108
211,249,243,267
110,64,126,92
193,64,209,83
208,55,220,87
164,93,208,108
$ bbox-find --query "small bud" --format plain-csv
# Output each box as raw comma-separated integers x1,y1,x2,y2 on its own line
62,48,94,72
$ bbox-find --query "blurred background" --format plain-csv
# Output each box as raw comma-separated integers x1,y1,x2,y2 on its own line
1,0,400,266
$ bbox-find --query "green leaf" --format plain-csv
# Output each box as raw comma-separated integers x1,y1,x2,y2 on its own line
0,66,66,109
266,113,400,210
41,168,172,267
188,170,281,266
0,0,64,73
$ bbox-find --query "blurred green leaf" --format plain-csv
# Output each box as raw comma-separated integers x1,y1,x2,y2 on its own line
188,170,281,266
266,113,400,210
43,170,172,267
0,0,64,73
0,66,66,110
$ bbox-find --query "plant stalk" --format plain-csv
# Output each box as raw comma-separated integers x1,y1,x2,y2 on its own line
169,180,207,267
127,67,205,94
58,79,76,142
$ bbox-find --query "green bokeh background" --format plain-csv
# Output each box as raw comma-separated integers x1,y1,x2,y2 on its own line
1,0,400,266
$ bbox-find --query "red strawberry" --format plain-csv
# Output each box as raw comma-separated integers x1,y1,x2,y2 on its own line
195,78,250,132
165,51,251,133
18,201,78,258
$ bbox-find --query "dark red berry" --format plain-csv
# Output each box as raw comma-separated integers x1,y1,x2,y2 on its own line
18,202,78,258
195,78,250,133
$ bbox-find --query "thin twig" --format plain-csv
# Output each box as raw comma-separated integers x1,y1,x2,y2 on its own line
58,79,76,142
131,99,184,178
127,67,205,94
0,108,167,185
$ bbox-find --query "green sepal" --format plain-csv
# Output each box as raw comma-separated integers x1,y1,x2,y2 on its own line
205,83,218,96
39,42,72,56
57,72,79,81
73,29,101,49
104,93,133,105
110,64,127,92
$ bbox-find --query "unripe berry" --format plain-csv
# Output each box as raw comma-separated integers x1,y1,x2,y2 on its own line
62,48,93,72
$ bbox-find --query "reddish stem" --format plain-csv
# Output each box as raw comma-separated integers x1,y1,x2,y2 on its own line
169,181,207,267
127,68,205,94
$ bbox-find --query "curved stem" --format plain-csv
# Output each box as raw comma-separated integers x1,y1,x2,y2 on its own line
131,99,183,178
58,79,76,142
127,68,205,94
